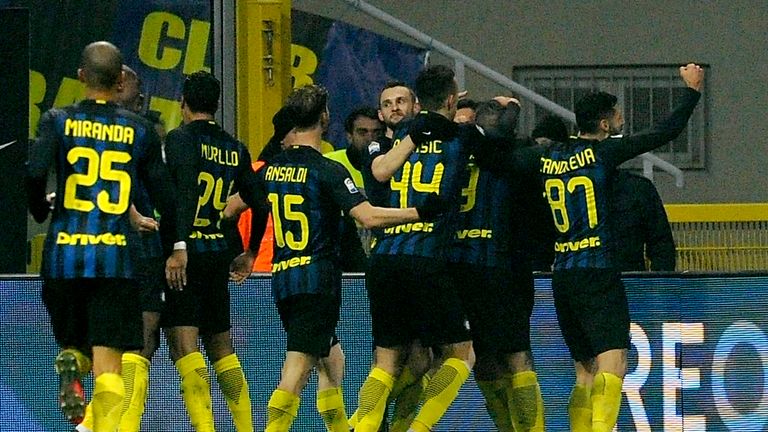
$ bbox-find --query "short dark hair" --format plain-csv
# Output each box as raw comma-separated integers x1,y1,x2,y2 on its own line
344,107,380,133
414,65,457,111
182,71,220,115
532,114,570,142
285,84,328,130
457,98,478,111
379,80,417,106
80,41,124,90
575,91,617,134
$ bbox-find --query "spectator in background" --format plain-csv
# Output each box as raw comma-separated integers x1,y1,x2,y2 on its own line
611,171,676,271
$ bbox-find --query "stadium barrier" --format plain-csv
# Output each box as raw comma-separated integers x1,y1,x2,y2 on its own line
1,273,766,431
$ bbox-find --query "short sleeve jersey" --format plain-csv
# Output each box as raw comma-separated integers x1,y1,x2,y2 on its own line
164,120,255,255
255,145,366,299
372,111,473,259
30,100,163,279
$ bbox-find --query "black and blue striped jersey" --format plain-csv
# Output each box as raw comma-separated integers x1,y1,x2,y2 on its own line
252,145,366,300
165,120,254,255
372,111,477,259
491,87,701,270
27,99,172,279
447,155,517,267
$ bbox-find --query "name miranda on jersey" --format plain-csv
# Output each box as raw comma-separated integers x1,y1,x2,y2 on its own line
65,119,135,144
540,148,596,175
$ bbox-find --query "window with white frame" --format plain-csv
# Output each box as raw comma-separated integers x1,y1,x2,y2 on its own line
512,65,708,169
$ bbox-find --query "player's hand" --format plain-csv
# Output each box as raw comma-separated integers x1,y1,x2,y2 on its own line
229,251,256,284
129,204,159,233
223,193,249,220
165,250,188,291
680,63,704,91
492,96,520,108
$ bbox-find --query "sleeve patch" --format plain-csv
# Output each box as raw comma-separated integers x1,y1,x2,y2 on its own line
344,178,359,194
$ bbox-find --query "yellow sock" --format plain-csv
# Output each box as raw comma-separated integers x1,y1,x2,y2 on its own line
390,370,429,432
175,352,215,432
214,354,253,432
410,358,470,432
505,371,545,432
317,387,348,432
568,383,592,432
476,379,513,432
92,372,124,432
355,367,395,432
118,353,150,432
266,388,300,432
347,409,359,430
592,372,623,432
78,403,94,431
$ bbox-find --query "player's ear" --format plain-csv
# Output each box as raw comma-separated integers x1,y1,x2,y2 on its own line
77,68,86,84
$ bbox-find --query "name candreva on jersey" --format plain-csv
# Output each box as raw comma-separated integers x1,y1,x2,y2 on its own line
540,148,596,175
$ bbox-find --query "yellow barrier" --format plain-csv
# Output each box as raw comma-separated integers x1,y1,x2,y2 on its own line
665,204,768,271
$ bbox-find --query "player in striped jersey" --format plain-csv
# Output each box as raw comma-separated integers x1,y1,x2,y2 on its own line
161,71,256,431
26,41,179,431
478,63,704,432
227,84,444,432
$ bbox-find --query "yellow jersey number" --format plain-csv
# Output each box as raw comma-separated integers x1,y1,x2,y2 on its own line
390,161,444,208
63,147,132,215
194,172,233,227
544,176,598,233
268,193,309,251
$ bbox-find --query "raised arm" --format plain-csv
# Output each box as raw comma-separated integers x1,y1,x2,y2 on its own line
601,63,704,166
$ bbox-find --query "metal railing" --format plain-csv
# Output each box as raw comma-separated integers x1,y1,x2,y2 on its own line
342,0,685,186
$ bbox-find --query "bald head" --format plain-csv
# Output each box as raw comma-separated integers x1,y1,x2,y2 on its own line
79,41,124,91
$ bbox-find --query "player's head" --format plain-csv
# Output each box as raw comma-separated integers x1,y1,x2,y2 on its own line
117,65,144,113
378,80,418,131
285,84,329,132
78,41,124,91
415,65,459,118
345,107,384,151
454,98,478,124
182,71,220,115
575,91,624,136
532,114,570,144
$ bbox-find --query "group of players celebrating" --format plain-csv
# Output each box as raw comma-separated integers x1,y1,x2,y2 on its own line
27,38,704,432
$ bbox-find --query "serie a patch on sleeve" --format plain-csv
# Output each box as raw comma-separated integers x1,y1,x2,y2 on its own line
344,178,359,194
368,141,380,154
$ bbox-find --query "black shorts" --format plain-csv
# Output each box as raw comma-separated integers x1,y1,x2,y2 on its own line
277,294,340,358
161,252,231,335
367,254,470,348
452,262,534,356
552,269,630,362
42,278,143,352
134,256,166,313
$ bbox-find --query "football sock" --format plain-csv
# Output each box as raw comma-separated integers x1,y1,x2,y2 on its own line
118,353,150,432
389,367,430,432
355,367,395,432
213,354,253,432
568,383,592,432
92,373,124,432
265,388,300,432
409,358,470,432
476,378,513,432
75,402,93,432
592,372,623,432
176,352,215,432
506,371,545,432
316,387,348,432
